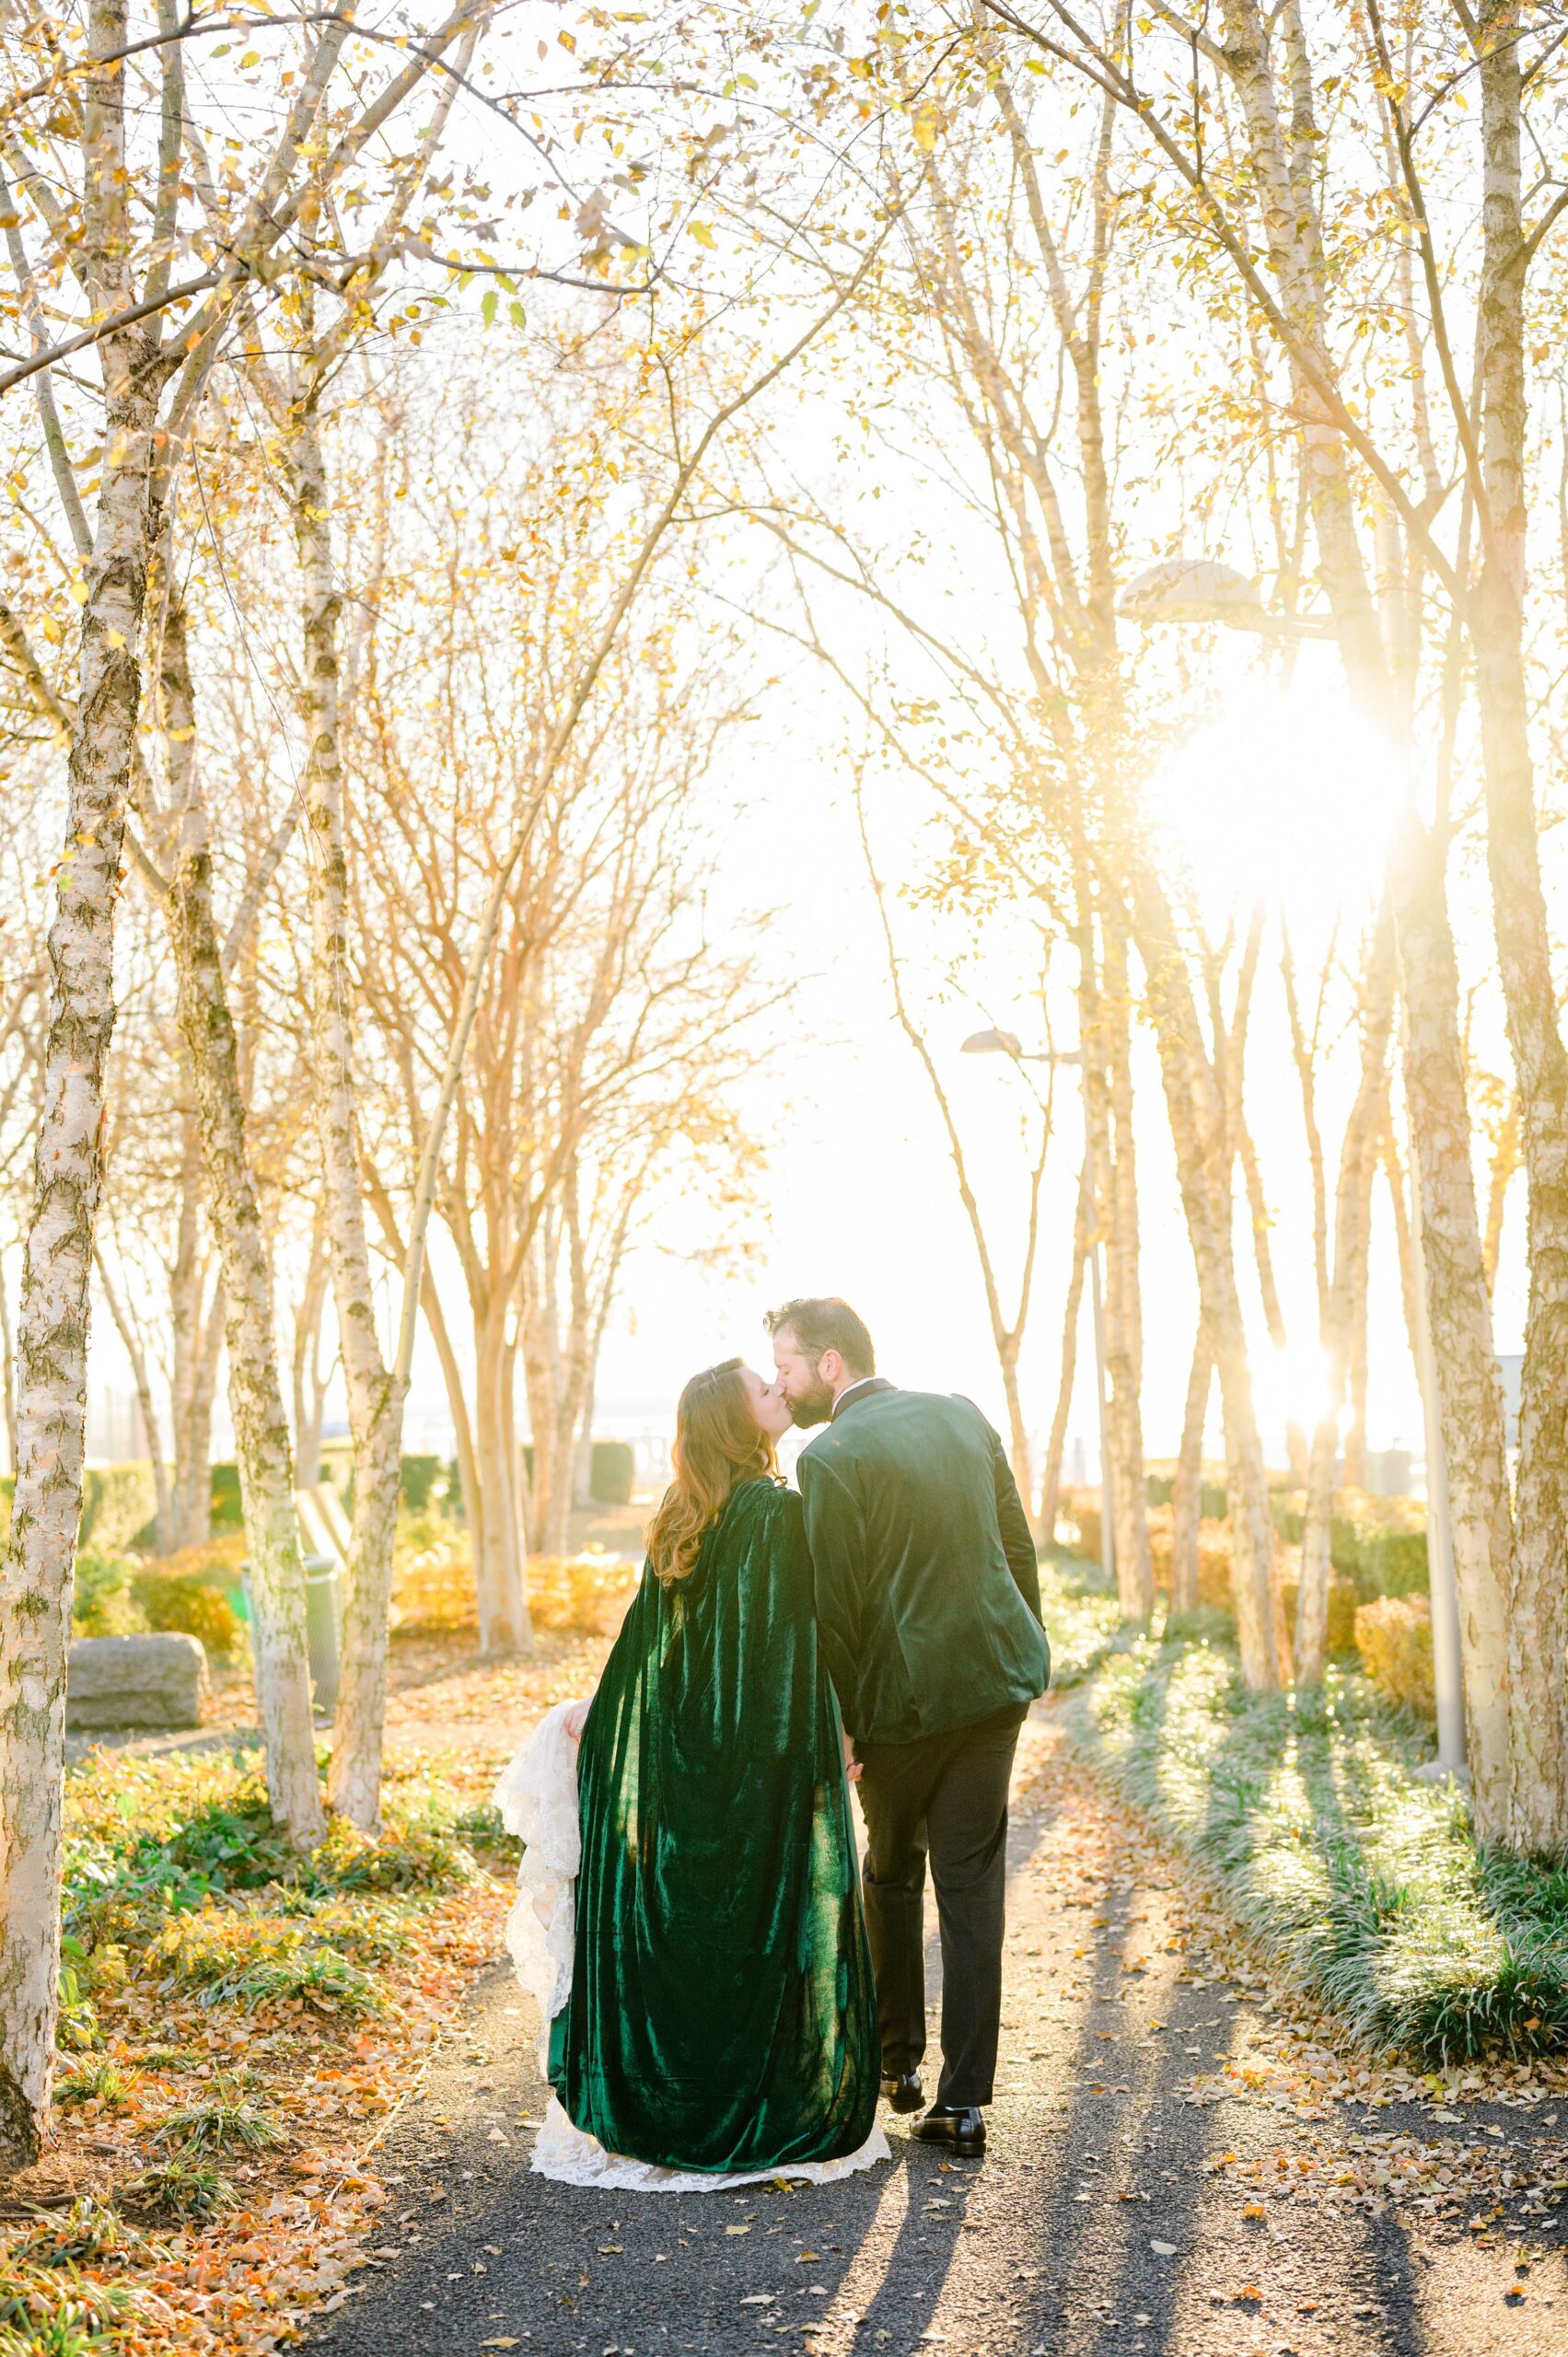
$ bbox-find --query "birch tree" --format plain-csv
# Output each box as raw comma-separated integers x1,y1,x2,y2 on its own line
0,0,493,2159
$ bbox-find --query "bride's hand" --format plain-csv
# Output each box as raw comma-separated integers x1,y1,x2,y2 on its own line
842,1730,862,1784
563,1698,590,1742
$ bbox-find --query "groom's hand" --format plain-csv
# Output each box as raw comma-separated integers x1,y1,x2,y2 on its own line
842,1730,862,1783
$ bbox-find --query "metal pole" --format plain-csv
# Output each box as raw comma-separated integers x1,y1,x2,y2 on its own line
1084,1103,1116,1596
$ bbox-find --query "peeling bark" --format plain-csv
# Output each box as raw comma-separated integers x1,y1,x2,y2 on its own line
161,585,323,1852
1471,0,1568,1849
1171,1328,1213,1616
1295,908,1396,1684
1128,867,1279,1688
1039,1155,1090,1547
286,397,410,1830
1085,899,1153,1618
0,0,156,2166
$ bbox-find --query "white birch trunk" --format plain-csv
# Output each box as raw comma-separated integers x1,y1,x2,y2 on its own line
1392,816,1515,1833
0,1,152,2159
471,1301,530,1651
1295,910,1396,1683
1128,864,1279,1688
161,587,323,1851
1099,911,1153,1614
1471,0,1568,1850
1170,1329,1212,1616
285,401,410,1831
1038,1157,1090,1548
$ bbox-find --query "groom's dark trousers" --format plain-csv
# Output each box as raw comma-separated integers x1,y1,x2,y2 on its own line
854,1704,1024,2108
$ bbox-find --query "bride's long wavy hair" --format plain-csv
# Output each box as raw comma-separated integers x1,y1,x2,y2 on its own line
646,1357,775,1585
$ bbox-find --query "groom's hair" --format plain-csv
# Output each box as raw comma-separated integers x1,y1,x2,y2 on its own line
764,1296,875,1377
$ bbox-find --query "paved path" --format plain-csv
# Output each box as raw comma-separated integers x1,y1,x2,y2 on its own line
308,1715,1568,2356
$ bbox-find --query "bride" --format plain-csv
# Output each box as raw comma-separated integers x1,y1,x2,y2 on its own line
496,1357,889,2190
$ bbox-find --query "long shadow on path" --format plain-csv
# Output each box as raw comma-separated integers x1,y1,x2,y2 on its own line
307,1713,1568,2357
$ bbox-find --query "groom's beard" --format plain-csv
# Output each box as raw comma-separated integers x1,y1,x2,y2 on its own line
787,1375,836,1429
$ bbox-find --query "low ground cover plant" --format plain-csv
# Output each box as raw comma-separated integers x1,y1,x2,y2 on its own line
1058,1631,1568,2061
6,1743,517,2354
1035,1558,1126,1688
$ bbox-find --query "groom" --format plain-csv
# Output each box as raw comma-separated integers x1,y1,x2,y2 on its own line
767,1296,1051,2160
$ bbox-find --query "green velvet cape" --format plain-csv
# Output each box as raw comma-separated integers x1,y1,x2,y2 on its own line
553,1475,879,2173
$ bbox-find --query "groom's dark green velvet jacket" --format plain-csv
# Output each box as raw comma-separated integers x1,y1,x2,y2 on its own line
797,1382,1051,1746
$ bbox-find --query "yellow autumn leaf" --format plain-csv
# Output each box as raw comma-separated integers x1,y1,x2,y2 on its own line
689,221,716,250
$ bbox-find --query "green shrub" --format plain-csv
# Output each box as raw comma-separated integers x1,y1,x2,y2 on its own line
153,1910,383,2014
76,1464,160,1556
1358,1528,1430,1597
399,1454,442,1512
10,2200,162,2272
54,1943,99,2052
53,2061,131,2110
208,1463,244,1532
121,2155,236,2223
1354,1593,1435,1718
70,1552,143,1639
0,2254,132,2348
154,2082,285,2154
1280,1573,1360,1655
590,1440,635,1506
130,1565,238,1656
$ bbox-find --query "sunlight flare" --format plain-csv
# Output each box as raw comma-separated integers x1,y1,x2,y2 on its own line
1145,679,1404,928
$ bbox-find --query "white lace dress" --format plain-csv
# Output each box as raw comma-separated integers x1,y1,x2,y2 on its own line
494,1699,890,2194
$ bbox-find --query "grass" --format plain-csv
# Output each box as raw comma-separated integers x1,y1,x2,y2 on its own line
59,1745,504,2052
1037,1555,1128,1687
51,2062,131,2111
9,2201,165,2273
1059,1626,1568,2062
150,1909,386,2014
153,2080,286,2154
120,2154,237,2223
25,1742,517,2357
0,2251,133,2348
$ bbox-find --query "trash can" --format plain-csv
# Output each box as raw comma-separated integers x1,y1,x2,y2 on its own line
240,1556,343,1722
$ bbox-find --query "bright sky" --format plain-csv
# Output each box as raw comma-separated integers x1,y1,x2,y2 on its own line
66,17,1538,1492
554,641,1505,1486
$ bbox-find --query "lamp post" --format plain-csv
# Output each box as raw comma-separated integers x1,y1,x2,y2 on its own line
1120,559,1465,1770
960,1028,1116,1592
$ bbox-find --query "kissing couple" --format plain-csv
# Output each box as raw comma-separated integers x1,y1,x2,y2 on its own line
496,1295,1052,2192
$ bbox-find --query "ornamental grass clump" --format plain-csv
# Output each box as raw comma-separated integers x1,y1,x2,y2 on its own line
120,2154,237,2223
1061,1632,1568,2061
153,2079,286,2154
9,2201,166,2274
1035,1561,1125,1689
52,2061,131,2111
0,2253,134,2346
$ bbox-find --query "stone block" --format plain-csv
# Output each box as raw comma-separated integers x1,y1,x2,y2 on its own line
66,1632,208,1731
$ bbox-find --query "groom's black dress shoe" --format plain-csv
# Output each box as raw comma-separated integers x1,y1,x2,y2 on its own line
911,2104,986,2157
880,2073,924,2114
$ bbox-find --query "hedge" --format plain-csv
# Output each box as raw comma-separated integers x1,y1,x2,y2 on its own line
1354,1593,1436,1720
